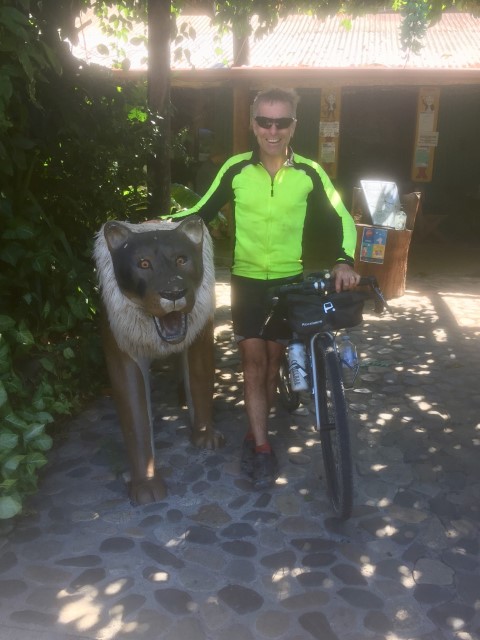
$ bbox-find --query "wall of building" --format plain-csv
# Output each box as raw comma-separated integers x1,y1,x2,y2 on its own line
300,85,480,243
428,85,480,240
171,83,480,245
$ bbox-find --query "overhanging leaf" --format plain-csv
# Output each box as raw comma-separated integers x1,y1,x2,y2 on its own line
31,433,53,452
0,495,21,520
0,382,8,410
2,454,25,473
0,315,16,331
0,432,19,451
14,327,34,346
23,422,45,443
3,413,28,430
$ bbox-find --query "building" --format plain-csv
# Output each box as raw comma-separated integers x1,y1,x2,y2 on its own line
71,10,480,241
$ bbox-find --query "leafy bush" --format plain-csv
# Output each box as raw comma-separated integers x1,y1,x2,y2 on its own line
0,3,166,519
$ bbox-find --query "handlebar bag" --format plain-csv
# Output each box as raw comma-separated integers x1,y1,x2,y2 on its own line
287,291,365,335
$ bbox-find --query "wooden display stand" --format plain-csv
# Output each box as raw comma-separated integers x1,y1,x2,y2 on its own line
351,189,421,299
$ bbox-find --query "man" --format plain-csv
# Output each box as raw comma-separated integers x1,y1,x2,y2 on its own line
173,88,360,490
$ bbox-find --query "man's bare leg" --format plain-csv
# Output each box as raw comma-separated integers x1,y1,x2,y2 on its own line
239,338,284,444
239,338,284,488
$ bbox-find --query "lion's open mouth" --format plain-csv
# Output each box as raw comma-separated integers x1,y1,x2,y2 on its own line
153,312,187,344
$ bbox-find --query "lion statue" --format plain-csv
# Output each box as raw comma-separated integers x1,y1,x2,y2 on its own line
93,216,224,505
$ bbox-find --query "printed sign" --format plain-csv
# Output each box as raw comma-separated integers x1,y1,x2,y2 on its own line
318,87,341,178
412,87,440,182
360,226,388,264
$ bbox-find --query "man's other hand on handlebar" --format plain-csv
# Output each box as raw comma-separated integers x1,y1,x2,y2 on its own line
331,263,362,293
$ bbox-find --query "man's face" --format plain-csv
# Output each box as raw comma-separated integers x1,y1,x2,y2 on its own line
252,100,296,160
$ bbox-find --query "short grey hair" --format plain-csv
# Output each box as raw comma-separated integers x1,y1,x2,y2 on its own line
252,88,300,117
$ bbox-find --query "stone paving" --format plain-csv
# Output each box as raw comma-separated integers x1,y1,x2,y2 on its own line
0,268,479,640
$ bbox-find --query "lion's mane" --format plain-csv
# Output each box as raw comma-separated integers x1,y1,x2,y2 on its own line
93,219,215,362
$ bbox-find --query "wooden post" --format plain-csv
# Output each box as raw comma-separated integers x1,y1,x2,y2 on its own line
233,34,250,66
147,0,171,216
232,86,251,154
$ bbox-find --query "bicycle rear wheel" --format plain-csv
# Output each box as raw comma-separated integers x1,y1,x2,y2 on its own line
278,353,301,412
313,338,353,519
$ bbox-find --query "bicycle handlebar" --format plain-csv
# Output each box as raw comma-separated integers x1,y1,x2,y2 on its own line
270,271,391,315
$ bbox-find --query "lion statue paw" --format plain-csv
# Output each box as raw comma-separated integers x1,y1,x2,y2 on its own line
191,428,225,450
129,475,167,505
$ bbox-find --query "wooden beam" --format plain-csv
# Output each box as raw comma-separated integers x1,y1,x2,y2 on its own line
170,67,480,88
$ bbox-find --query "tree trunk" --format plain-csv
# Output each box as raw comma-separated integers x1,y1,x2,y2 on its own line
147,0,171,217
233,33,250,66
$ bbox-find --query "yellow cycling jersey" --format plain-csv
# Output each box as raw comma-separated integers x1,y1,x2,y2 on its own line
181,149,357,280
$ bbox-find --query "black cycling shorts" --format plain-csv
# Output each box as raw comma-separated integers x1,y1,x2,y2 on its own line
230,273,303,343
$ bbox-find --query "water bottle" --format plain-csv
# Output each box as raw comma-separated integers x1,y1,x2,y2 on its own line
287,340,309,392
394,206,407,231
337,335,358,388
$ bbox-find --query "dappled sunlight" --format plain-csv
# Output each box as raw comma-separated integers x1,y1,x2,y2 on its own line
337,273,480,545
439,290,480,330
214,322,232,337
473,422,480,446
398,566,415,589
360,562,376,577
144,570,169,582
57,587,103,631
407,394,450,419
45,272,470,640
104,578,133,595
271,566,294,582
2,270,479,640
287,445,303,454
372,521,399,538
165,535,185,548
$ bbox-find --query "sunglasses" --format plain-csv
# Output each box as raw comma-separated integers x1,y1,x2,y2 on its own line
254,116,296,130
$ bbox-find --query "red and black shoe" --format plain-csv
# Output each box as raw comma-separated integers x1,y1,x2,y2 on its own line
252,450,279,490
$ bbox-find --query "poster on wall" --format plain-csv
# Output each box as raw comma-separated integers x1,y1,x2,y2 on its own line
411,87,440,182
360,226,388,264
318,87,341,179
320,142,336,164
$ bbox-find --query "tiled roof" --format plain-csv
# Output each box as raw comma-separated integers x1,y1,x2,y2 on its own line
71,11,480,72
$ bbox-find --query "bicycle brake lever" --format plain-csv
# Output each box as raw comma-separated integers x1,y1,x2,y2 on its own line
372,285,392,315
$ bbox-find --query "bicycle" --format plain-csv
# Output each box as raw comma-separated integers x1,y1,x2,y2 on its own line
262,271,390,519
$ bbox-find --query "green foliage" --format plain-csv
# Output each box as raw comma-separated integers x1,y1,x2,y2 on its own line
209,0,461,52
0,1,165,519
0,327,53,520
395,0,432,52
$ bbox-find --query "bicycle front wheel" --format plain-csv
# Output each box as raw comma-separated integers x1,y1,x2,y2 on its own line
313,338,353,519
